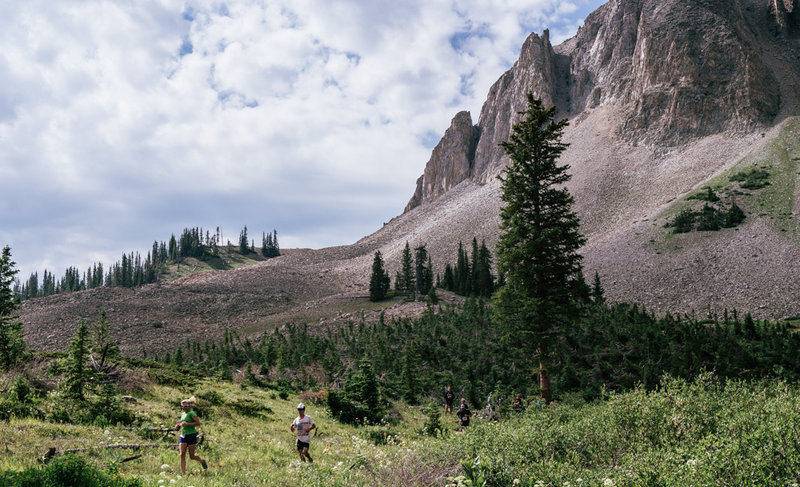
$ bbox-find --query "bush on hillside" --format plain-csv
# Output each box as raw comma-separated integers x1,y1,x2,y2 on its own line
0,455,142,487
731,167,770,189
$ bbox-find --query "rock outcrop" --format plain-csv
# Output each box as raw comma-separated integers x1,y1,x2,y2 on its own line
405,0,799,212
404,111,478,211
770,0,800,35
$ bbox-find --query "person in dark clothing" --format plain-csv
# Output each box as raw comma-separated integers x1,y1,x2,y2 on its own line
456,398,471,431
444,386,455,415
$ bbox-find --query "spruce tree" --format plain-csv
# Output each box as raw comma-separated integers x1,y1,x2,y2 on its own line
65,319,90,400
493,94,586,404
91,309,120,362
397,242,414,297
369,251,391,301
591,271,605,304
455,242,470,295
239,226,249,254
475,240,494,297
0,246,25,370
414,245,431,300
442,263,455,291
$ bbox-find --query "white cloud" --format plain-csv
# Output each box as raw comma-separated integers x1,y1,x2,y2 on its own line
0,0,602,280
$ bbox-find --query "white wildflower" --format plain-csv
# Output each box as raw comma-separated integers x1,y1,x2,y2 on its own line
603,479,614,486
160,464,170,470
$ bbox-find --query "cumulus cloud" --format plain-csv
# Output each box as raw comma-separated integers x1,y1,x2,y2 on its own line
0,0,602,280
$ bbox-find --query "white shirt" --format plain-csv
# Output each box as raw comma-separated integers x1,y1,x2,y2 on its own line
293,415,314,442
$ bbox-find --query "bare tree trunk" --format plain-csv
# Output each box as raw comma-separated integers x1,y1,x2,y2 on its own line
538,343,552,405
539,361,552,405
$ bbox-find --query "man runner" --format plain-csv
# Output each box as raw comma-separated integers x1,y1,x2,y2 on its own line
290,403,316,462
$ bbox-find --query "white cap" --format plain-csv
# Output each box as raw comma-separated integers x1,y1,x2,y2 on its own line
297,403,305,409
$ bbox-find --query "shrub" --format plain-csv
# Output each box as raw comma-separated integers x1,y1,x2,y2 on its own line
666,208,696,233
421,401,443,437
227,398,273,418
731,167,770,189
0,454,142,487
326,389,369,425
146,365,197,387
196,389,224,406
360,422,396,445
688,186,720,202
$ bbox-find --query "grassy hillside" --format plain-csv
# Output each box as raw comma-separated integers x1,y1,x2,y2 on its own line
0,356,447,487
158,246,271,282
656,116,800,240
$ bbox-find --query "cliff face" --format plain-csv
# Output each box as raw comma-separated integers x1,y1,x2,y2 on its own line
404,111,478,212
406,0,800,211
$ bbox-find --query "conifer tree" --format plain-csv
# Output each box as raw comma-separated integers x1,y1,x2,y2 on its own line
397,242,414,296
369,251,391,302
493,94,586,404
0,246,26,370
442,263,455,291
474,240,494,297
65,319,90,400
239,226,249,254
91,309,120,362
414,245,431,300
591,272,605,304
455,241,470,295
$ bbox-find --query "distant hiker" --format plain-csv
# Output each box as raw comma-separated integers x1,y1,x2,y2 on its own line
486,391,494,414
456,398,471,430
175,396,207,474
444,386,455,415
291,403,316,462
512,393,525,413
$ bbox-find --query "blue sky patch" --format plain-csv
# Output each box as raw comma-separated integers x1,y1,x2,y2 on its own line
179,37,193,57
182,6,195,22
419,130,441,149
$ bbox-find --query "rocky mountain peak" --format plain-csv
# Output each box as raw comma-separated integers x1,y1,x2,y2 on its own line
405,0,800,212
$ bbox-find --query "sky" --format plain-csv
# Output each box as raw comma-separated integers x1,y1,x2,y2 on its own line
0,0,604,283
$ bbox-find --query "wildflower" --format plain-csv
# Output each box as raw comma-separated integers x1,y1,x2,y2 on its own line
686,459,698,467
161,464,170,470
513,480,521,486
603,479,614,486
170,480,176,485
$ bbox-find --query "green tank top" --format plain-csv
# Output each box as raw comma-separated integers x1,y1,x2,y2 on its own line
180,410,198,435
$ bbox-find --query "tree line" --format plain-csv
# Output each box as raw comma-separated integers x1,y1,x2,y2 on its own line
14,226,280,301
369,238,497,302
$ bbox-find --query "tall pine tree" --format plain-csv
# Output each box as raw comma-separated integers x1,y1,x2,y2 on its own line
493,94,586,404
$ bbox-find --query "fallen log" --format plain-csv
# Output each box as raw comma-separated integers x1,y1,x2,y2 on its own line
61,443,162,453
41,434,205,463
